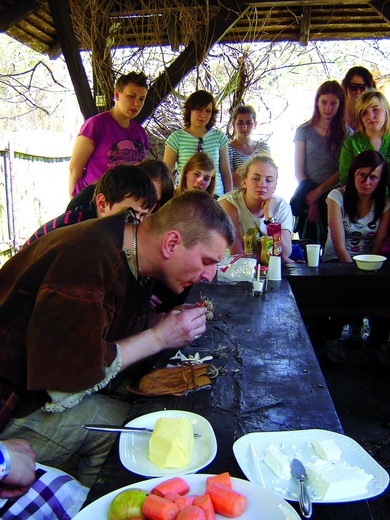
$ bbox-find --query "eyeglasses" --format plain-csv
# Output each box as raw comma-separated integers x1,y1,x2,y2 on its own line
348,83,367,93
197,137,204,153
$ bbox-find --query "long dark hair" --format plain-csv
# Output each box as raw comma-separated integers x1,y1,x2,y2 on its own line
344,150,387,222
183,90,219,130
137,159,174,208
309,80,347,155
341,66,376,91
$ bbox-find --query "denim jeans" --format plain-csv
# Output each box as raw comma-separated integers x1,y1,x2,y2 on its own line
0,393,130,487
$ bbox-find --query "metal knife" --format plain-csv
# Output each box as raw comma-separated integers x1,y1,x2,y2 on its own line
290,458,312,518
82,424,201,437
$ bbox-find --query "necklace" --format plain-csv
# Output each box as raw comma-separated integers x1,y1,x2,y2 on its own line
123,224,139,279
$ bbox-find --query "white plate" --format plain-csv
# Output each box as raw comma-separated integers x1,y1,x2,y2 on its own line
233,429,389,503
119,410,217,477
73,474,300,520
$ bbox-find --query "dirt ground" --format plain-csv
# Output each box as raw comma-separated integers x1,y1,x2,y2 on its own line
314,338,390,519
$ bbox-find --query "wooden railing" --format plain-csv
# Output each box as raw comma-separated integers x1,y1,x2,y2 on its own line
0,147,70,259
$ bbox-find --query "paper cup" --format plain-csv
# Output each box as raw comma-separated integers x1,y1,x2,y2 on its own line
267,255,282,281
306,244,321,267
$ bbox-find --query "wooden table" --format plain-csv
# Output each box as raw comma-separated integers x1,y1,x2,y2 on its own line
283,261,390,319
83,280,377,518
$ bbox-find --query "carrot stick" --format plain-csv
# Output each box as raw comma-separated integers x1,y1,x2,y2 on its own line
207,483,247,518
177,505,206,519
151,477,190,497
175,495,194,510
142,493,179,520
164,492,182,502
206,472,232,489
192,494,215,520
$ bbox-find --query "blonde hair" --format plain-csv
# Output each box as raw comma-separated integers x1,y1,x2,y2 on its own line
355,90,390,134
176,152,216,196
237,154,278,187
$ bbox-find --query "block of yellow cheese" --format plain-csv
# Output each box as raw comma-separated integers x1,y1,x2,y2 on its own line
149,417,194,468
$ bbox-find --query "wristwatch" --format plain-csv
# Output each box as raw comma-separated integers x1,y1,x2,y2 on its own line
263,217,275,225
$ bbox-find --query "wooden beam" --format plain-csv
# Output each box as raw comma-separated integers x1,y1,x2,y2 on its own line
0,0,40,32
299,6,311,45
47,0,96,119
166,12,180,51
136,2,248,122
369,1,390,23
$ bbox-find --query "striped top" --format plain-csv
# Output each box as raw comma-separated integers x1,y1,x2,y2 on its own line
228,140,271,172
165,128,229,196
21,205,97,248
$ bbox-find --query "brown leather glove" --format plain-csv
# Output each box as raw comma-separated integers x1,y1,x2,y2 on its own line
127,363,214,397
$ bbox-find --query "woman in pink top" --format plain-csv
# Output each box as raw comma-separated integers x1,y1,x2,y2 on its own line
69,72,150,197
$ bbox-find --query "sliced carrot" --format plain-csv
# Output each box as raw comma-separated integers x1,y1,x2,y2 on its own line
142,493,179,520
207,483,247,518
175,495,194,510
151,477,190,497
177,505,206,520
206,472,232,489
164,492,182,502
192,493,215,520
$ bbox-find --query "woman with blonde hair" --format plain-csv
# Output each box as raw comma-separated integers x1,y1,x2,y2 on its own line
218,154,293,263
339,89,390,194
175,152,216,196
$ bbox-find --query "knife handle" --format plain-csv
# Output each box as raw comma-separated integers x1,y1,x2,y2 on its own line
299,479,312,518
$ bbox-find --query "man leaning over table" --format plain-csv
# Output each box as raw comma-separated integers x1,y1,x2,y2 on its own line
0,190,235,487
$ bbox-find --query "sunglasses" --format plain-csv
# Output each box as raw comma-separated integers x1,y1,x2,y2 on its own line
197,137,204,153
348,83,367,93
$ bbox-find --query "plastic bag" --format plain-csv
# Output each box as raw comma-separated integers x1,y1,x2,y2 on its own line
217,254,256,282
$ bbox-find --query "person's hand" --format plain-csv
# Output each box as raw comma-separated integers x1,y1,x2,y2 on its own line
153,306,207,350
0,439,36,499
261,197,278,221
148,294,163,310
307,202,321,223
305,188,320,207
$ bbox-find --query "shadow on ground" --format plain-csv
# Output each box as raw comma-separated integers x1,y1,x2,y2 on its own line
315,339,390,520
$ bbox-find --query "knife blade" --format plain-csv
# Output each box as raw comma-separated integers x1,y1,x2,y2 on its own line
290,458,312,518
82,424,201,437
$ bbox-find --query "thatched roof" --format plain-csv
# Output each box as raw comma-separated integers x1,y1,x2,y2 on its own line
1,1,390,55
1,1,389,119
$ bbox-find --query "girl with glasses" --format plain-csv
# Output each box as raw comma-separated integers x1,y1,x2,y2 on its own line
163,90,233,197
341,66,376,131
228,105,270,188
339,90,390,194
292,80,349,246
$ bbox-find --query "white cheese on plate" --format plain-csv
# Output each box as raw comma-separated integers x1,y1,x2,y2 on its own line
264,443,291,480
305,459,373,500
311,439,342,461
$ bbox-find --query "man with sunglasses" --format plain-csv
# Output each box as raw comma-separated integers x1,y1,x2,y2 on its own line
341,66,377,131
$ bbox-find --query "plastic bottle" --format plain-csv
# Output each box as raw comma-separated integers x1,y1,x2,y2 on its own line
260,236,273,265
361,316,370,342
266,220,282,256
